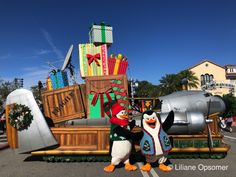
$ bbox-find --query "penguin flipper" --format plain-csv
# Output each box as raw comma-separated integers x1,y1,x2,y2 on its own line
114,126,143,141
129,120,136,130
109,140,113,155
162,110,174,132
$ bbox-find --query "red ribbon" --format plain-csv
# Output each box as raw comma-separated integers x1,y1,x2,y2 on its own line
91,91,113,118
91,93,99,106
87,53,101,66
100,94,104,117
91,91,112,106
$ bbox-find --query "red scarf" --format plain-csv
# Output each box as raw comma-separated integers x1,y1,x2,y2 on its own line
110,116,129,126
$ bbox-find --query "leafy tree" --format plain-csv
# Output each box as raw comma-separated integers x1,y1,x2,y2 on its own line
31,85,41,101
158,70,199,95
159,74,180,95
128,80,160,97
222,93,236,117
0,79,19,112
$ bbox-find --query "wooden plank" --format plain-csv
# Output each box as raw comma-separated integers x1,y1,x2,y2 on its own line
5,104,18,149
58,145,97,150
31,150,109,155
5,105,12,147
97,130,110,150
50,127,107,151
51,127,110,132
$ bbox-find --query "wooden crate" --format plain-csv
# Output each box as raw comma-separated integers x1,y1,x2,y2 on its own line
203,113,220,135
41,85,87,124
85,74,128,118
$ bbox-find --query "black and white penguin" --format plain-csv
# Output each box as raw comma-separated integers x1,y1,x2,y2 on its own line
104,102,138,173
140,110,174,172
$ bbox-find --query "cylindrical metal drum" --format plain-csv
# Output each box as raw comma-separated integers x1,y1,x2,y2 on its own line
159,91,226,116
160,111,205,134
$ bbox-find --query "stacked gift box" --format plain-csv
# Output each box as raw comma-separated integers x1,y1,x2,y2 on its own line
108,54,128,75
79,43,109,77
85,75,128,119
78,22,130,119
89,22,113,46
49,69,69,90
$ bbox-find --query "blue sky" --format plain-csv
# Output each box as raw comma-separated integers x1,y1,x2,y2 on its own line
0,0,236,88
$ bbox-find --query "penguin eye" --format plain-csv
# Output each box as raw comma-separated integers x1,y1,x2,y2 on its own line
152,117,155,120
146,118,150,121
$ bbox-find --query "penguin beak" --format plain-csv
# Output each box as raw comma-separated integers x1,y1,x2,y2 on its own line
120,114,128,120
145,119,156,128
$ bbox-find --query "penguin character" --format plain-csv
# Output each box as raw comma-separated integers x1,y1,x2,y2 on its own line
104,102,139,173
139,110,174,172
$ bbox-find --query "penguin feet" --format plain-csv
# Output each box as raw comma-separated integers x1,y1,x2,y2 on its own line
104,164,115,173
125,162,137,171
140,163,151,172
159,163,172,172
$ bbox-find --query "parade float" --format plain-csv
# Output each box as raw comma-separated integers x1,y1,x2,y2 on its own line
5,23,230,161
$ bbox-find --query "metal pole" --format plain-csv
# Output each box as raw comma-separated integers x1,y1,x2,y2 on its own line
131,78,135,106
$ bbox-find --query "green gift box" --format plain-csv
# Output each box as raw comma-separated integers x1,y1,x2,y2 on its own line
89,22,113,46
89,92,115,119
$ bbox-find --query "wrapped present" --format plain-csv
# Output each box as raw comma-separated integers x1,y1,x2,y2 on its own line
79,43,108,77
108,54,128,75
85,75,128,117
50,69,69,89
88,92,115,119
46,77,53,91
89,22,113,45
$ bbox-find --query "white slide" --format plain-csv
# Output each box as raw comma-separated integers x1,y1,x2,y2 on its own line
6,89,58,153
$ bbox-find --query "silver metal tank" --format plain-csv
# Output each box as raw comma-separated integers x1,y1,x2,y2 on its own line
159,91,226,116
160,111,205,134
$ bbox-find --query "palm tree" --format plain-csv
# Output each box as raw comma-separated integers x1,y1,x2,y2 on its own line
178,70,199,90
159,74,180,95
158,70,199,95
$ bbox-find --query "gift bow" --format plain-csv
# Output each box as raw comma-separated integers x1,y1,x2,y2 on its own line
110,54,127,61
87,53,101,66
50,69,60,75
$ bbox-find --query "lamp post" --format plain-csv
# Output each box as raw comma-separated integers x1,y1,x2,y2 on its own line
130,78,138,106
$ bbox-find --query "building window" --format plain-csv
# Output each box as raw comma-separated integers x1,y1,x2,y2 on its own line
201,74,214,86
227,68,236,73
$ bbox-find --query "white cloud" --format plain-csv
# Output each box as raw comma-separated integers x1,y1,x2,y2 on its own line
40,28,64,59
36,49,51,55
1,66,49,89
8,67,50,89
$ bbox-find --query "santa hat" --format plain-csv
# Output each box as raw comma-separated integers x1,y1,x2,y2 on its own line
111,102,125,116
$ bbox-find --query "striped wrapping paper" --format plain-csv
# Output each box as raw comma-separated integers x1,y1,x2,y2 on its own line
79,43,108,77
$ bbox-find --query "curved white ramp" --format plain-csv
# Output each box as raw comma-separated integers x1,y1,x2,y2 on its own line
6,89,58,153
